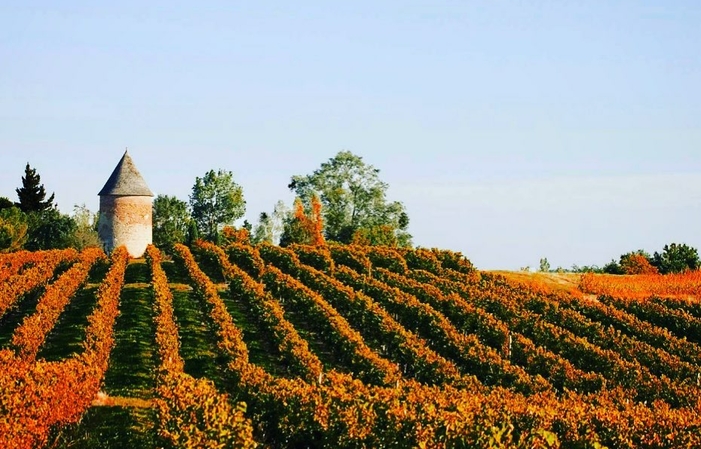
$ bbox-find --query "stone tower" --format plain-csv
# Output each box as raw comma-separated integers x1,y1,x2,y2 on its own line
98,150,154,257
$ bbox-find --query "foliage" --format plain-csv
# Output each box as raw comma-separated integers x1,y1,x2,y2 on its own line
189,169,246,241
7,165,73,250
153,194,191,252
0,207,28,252
651,243,700,274
197,240,324,381
351,224,401,246
146,245,257,448
252,212,273,244
279,196,324,247
70,204,102,250
186,219,200,246
598,244,700,276
252,200,288,245
279,199,309,246
539,257,551,273
619,251,658,275
0,196,14,210
15,163,55,213
309,194,325,246
24,208,76,251
11,248,104,360
288,150,411,245
221,225,250,245
580,270,701,299
0,248,77,320
362,246,407,273
290,244,336,273
432,248,475,274
569,264,602,273
602,259,624,275
11,242,701,447
0,246,126,449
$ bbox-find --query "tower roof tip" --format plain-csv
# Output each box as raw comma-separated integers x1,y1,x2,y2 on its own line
98,151,153,197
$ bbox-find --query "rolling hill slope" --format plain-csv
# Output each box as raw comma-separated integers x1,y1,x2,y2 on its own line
1,242,701,448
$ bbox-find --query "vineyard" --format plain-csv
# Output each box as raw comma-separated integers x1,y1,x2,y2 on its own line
2,243,701,449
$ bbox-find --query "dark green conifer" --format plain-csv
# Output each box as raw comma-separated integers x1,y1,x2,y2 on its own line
15,163,55,213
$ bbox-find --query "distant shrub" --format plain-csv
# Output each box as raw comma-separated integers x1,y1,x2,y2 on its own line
620,253,658,275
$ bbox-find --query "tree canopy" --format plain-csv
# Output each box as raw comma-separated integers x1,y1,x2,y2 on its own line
70,204,102,250
24,208,75,251
619,250,658,275
189,169,246,241
15,163,55,213
0,207,28,253
288,151,411,246
0,197,13,210
651,243,700,274
153,194,191,251
600,244,700,275
279,196,324,247
252,200,288,245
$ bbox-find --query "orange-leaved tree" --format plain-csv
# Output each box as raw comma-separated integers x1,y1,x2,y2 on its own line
310,194,325,246
280,196,325,247
620,252,658,275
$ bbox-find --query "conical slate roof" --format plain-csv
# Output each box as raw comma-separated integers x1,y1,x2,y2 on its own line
98,150,154,196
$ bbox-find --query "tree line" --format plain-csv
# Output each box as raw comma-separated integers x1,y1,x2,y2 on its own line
154,150,412,252
536,243,701,275
0,164,101,252
3,150,698,277
0,151,412,253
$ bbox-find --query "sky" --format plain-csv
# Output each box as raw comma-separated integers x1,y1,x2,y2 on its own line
0,1,699,270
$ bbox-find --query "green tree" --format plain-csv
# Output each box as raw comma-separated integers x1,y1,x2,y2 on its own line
25,208,75,251
570,264,602,273
185,219,200,246
0,197,14,210
351,224,400,246
70,204,102,250
651,243,700,274
189,169,246,241
0,207,28,252
279,198,313,247
539,257,551,272
252,200,289,245
252,212,273,244
15,163,55,213
288,151,411,246
153,194,191,252
603,259,624,275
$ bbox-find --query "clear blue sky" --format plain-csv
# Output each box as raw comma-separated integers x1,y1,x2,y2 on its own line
1,1,699,269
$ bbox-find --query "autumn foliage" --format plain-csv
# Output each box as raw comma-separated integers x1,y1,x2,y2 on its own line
5,241,701,448
282,196,325,247
0,246,127,449
620,253,659,275
0,248,78,320
580,270,701,299
220,225,250,245
145,245,256,448
11,247,105,360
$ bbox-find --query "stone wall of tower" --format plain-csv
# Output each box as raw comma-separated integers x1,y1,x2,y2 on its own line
98,195,152,257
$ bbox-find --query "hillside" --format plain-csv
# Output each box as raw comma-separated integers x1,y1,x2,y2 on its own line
2,243,701,448
489,270,584,297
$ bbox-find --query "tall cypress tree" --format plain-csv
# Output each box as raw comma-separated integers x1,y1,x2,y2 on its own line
15,163,55,213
